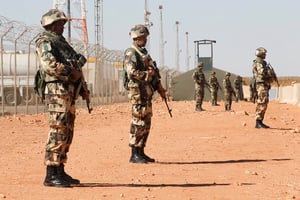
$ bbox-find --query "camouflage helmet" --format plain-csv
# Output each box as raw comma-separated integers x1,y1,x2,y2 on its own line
211,71,216,75
197,62,204,68
255,47,267,57
129,24,149,39
41,9,68,27
225,72,231,76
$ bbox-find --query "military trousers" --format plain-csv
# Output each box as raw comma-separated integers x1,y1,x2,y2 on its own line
129,102,153,148
255,83,269,121
195,85,205,105
44,93,76,166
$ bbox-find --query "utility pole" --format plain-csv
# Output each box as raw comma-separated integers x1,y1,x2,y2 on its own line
159,5,165,67
144,0,153,50
67,0,71,42
175,21,180,72
185,32,190,71
94,0,103,96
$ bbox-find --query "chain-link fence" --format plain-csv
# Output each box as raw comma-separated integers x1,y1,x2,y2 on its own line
0,15,129,116
0,16,175,116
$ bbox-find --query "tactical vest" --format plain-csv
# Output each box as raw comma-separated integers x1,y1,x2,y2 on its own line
193,70,206,86
35,31,78,82
253,58,268,83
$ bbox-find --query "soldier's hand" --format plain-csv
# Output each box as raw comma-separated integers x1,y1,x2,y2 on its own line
148,67,155,77
69,69,82,82
54,63,66,75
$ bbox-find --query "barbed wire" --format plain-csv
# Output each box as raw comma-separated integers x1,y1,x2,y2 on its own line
0,15,123,61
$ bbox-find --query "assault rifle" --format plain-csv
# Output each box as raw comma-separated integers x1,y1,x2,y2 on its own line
70,54,93,113
152,61,172,118
267,63,280,87
132,45,172,118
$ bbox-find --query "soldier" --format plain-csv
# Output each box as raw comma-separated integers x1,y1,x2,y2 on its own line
124,24,166,163
223,72,235,111
208,71,221,106
233,75,244,102
36,9,88,187
249,76,257,103
192,62,209,111
252,47,274,128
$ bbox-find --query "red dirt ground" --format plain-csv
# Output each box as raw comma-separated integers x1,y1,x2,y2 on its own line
1,99,300,200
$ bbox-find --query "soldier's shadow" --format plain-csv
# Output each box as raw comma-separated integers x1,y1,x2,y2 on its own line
268,127,295,131
156,159,265,165
72,158,291,188
74,182,232,188
156,158,291,165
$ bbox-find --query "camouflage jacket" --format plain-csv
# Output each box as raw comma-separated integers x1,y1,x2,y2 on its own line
223,77,234,94
209,75,220,89
193,69,207,86
234,78,242,90
124,44,159,104
35,31,81,84
252,57,272,84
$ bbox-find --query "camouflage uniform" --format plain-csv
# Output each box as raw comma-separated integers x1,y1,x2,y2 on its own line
192,63,208,111
208,71,220,106
223,72,234,111
124,24,166,163
124,45,154,148
36,9,86,187
36,31,83,166
252,47,274,128
233,75,244,102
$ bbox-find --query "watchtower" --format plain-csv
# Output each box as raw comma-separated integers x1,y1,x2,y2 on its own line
194,39,216,71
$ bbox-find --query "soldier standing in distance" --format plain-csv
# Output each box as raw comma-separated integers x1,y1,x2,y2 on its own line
208,71,221,106
233,75,244,102
36,9,87,187
124,24,166,163
223,72,235,111
252,47,274,128
192,62,209,111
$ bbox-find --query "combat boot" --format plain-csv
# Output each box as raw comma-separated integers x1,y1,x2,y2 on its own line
198,104,205,111
195,104,201,111
225,105,229,111
58,164,80,184
129,147,147,163
44,166,71,187
139,147,155,162
255,120,270,129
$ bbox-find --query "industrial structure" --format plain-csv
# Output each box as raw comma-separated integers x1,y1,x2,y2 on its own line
0,0,125,115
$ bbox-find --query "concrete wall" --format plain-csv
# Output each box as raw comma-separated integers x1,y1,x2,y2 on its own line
242,83,300,107
277,83,300,106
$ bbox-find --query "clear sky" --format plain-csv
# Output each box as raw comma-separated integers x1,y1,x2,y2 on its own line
0,0,299,77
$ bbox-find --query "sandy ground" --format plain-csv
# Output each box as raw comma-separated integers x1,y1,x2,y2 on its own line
1,99,300,200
